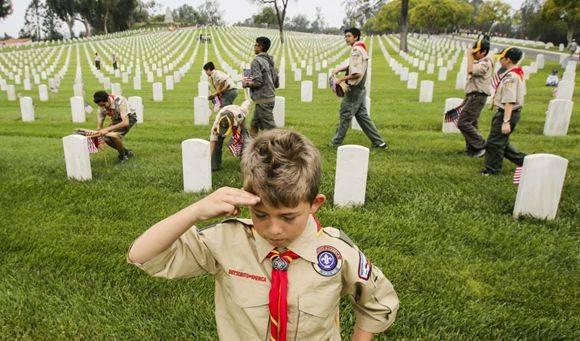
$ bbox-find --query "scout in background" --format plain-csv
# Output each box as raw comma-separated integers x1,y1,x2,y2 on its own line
92,90,137,163
242,36,279,136
457,35,493,158
482,47,527,176
203,61,238,109
209,99,250,171
331,27,388,150
128,129,399,340
545,69,559,87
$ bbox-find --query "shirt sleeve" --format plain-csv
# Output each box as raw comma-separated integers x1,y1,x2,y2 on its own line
500,75,518,104
127,226,218,279
348,50,364,75
341,245,399,334
471,59,491,77
118,98,129,118
250,59,263,88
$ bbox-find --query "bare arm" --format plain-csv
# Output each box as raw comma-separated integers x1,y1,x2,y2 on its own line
466,48,474,74
128,187,260,264
501,103,513,135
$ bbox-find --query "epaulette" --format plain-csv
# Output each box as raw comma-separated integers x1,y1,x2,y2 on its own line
323,227,355,248
198,218,253,233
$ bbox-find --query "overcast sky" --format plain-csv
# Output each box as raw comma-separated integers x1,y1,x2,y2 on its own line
0,0,525,38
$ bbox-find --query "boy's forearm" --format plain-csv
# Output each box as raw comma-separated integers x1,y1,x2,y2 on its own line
129,204,201,264
503,103,513,121
351,327,374,341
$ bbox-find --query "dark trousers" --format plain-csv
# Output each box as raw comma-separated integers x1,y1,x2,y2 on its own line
458,92,487,152
251,101,276,132
211,127,250,171
331,86,385,146
95,61,100,70
220,89,238,107
484,109,526,174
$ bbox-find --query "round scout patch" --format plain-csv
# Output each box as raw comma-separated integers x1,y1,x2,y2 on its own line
313,245,343,277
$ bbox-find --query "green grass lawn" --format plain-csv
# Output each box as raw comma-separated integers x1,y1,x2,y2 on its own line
0,30,578,339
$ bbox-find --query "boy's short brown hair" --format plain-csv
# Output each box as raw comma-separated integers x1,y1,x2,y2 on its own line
241,129,321,208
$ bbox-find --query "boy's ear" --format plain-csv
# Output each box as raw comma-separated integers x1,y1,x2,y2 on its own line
310,194,326,213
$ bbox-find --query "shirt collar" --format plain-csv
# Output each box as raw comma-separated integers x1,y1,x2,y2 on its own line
254,215,320,264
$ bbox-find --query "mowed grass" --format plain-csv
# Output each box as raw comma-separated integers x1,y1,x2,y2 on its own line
0,30,579,339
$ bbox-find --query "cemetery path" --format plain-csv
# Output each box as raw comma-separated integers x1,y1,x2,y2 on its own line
448,36,580,63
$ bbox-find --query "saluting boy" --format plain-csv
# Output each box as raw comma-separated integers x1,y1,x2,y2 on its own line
482,47,527,175
128,129,399,340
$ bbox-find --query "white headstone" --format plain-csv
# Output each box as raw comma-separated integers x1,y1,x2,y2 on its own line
543,99,573,136
407,72,418,89
419,60,426,71
24,78,32,90
7,84,16,101
513,154,568,220
333,145,369,207
317,73,327,89
133,76,141,90
536,54,545,69
556,80,574,100
442,98,462,133
70,96,85,123
198,81,209,97
38,84,49,101
194,96,210,125
153,82,163,102
437,67,448,81
274,96,285,127
20,96,34,122
400,67,409,81
73,83,83,97
301,81,313,102
111,83,122,96
419,80,434,102
166,75,174,90
427,63,435,74
455,71,466,90
294,69,302,81
182,139,211,193
122,72,129,83
63,134,92,181
306,65,313,76
128,96,144,124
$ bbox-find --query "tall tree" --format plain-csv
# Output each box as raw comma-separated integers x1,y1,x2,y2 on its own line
542,0,579,44
46,0,76,38
0,0,12,19
252,7,278,28
287,14,310,32
310,6,326,33
173,4,199,23
342,0,385,28
475,0,510,33
20,0,63,41
197,0,223,25
253,0,292,43
400,0,409,51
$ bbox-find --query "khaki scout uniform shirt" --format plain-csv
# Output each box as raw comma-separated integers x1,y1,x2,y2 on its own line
347,45,368,87
465,55,493,95
209,104,247,142
210,70,235,92
128,215,399,340
97,95,131,125
493,69,525,111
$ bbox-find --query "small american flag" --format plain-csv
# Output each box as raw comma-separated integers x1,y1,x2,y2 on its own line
85,104,93,113
513,166,523,185
227,127,244,157
75,129,106,154
444,100,466,125
213,96,222,112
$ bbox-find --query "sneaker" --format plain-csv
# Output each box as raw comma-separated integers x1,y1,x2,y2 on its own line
472,149,486,158
118,154,129,163
480,169,498,176
125,149,134,158
374,143,389,150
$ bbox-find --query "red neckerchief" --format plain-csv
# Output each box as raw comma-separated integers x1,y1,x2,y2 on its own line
267,215,322,341
353,41,367,51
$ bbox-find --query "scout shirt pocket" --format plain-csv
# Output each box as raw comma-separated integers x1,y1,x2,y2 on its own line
296,291,340,340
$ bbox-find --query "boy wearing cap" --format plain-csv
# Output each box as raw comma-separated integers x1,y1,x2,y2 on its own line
209,100,251,171
482,47,527,175
459,36,493,157
203,61,238,108
92,90,137,162
128,129,399,340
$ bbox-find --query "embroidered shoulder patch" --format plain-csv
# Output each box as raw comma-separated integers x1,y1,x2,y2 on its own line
313,245,343,277
358,251,372,280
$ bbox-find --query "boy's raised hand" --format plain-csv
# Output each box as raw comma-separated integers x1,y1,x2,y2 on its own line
191,187,260,221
